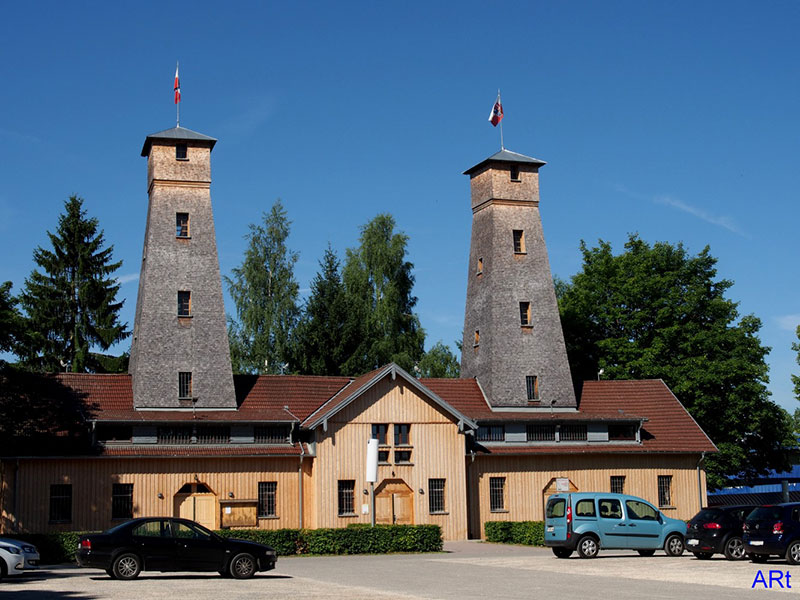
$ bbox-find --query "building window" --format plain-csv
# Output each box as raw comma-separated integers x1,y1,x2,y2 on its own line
658,475,673,507
157,426,193,444
196,426,230,444
112,483,134,520
394,424,410,446
96,425,132,443
473,330,480,347
176,213,190,238
476,257,483,274
178,372,192,400
519,302,531,326
254,425,291,444
476,425,505,442
513,230,525,253
394,450,412,464
490,477,506,512
371,424,388,445
258,482,277,517
178,291,191,317
610,475,625,494
526,375,539,401
526,424,556,441
510,165,520,181
176,143,187,160
338,480,355,516
608,423,637,441
428,479,445,513
49,484,72,523
560,424,588,441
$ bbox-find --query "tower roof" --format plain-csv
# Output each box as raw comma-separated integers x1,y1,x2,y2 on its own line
141,126,217,156
463,148,546,176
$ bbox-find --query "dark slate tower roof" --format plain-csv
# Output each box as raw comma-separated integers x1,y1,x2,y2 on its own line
463,148,546,176
140,126,217,156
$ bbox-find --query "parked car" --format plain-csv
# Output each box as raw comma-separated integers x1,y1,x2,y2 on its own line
544,492,686,558
76,517,277,579
685,505,757,560
0,538,40,570
0,543,26,581
744,503,800,564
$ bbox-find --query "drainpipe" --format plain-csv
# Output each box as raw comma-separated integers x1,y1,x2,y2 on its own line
298,443,305,530
696,451,707,510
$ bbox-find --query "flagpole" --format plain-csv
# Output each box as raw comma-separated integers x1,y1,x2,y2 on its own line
500,120,504,150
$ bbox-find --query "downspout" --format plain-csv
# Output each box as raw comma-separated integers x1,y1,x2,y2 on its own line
696,451,707,511
13,459,20,533
298,443,305,530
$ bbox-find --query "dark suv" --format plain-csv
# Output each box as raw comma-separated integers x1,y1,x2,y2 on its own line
685,505,756,560
744,503,800,564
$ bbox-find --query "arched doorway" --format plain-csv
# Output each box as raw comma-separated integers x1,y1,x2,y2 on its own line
375,479,414,525
173,482,216,529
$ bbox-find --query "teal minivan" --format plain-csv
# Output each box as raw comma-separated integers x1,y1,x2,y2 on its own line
544,493,686,558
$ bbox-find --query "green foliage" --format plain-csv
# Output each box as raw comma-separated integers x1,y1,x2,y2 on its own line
215,527,302,556
793,325,800,402
0,281,24,361
417,341,460,378
484,521,544,546
557,235,795,489
341,214,425,374
226,199,300,374
5,531,88,564
18,196,129,372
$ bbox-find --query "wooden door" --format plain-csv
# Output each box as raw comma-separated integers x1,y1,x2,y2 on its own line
173,484,217,529
374,479,414,525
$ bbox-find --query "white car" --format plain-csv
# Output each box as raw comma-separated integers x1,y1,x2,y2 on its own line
0,538,40,570
0,544,26,580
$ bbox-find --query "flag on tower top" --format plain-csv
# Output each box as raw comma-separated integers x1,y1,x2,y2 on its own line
488,91,503,127
174,64,181,105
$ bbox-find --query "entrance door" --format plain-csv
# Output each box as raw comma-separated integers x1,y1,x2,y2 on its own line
173,483,216,530
375,479,414,525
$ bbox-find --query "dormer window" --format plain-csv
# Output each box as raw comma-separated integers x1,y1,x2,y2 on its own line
176,143,188,160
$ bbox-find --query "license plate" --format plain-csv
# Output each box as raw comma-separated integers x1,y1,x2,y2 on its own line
750,541,764,546
687,539,699,546
547,526,554,532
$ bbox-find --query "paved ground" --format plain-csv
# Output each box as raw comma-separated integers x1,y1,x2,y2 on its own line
1,541,796,599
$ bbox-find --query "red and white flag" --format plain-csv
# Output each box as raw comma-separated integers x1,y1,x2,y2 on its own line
174,64,181,105
488,92,503,127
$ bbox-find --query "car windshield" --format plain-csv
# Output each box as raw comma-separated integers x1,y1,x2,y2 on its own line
693,508,724,522
748,507,783,522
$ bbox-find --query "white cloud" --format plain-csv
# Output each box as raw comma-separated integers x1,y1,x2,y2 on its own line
116,273,139,284
776,314,800,332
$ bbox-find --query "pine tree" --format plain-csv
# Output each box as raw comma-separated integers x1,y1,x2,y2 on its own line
18,196,128,372
0,281,24,362
341,214,425,374
226,199,300,374
793,325,800,402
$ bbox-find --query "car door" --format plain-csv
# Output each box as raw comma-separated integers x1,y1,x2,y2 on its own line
130,519,177,571
623,499,662,549
597,498,629,548
171,520,227,571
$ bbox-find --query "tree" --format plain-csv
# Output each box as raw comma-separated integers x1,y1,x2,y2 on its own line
416,341,460,378
18,196,128,372
340,214,425,374
793,325,800,402
226,199,300,374
293,245,357,375
0,281,24,360
557,234,795,489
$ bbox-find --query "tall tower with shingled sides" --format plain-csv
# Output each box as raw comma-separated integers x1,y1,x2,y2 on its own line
129,127,236,409
460,149,575,408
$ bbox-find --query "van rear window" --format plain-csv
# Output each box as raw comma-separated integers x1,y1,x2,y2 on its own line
547,498,566,518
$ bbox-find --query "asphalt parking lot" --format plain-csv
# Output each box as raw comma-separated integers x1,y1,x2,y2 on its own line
2,541,796,599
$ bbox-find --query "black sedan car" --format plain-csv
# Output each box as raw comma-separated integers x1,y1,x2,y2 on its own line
685,505,757,560
76,517,277,579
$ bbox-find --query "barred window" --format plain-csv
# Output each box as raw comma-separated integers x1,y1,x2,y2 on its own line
178,291,191,317
178,372,192,399
526,375,539,400
49,484,72,523
394,424,410,446
658,475,673,507
176,212,190,237
519,302,531,326
476,425,505,442
560,424,588,441
258,482,277,518
490,477,506,512
527,424,556,441
254,425,291,444
429,479,445,513
112,483,133,520
610,475,625,494
338,480,355,516
609,423,637,441
157,426,193,444
371,424,388,445
196,426,230,444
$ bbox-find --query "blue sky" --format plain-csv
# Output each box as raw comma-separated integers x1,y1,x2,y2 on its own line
1,1,798,410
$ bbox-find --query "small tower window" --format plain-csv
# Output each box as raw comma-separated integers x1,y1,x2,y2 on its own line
476,257,483,275
513,230,525,254
177,291,191,317
176,213,190,238
178,371,193,399
526,375,539,401
474,330,480,347
176,143,188,160
510,165,520,181
520,302,532,326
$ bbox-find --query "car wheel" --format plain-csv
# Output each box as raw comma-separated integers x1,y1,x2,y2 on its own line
112,553,141,580
105,568,116,579
723,536,746,561
230,553,256,579
693,552,713,560
637,549,656,557
787,541,800,565
750,553,769,563
0,559,6,581
664,534,684,556
552,547,573,559
577,536,599,559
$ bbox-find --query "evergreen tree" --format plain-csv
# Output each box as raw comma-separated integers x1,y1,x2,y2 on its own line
18,196,128,372
557,234,795,489
416,341,460,378
341,214,425,374
793,325,800,402
226,199,300,374
0,281,24,359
